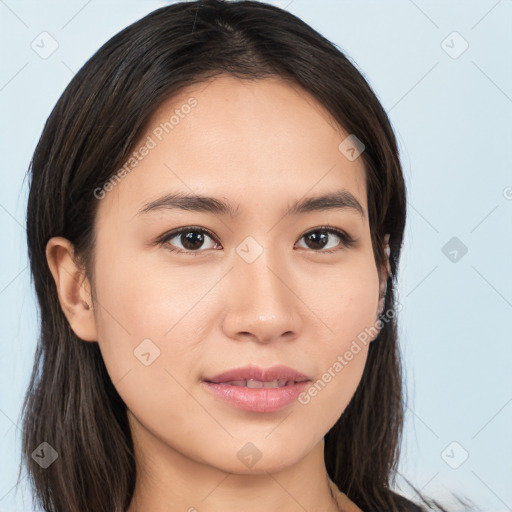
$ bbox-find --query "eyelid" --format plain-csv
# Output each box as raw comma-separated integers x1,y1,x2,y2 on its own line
156,225,356,255
298,225,356,252
155,225,220,255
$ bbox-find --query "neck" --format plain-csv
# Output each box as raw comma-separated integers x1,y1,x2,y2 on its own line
125,412,341,512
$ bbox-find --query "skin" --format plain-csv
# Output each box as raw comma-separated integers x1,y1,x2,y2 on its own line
46,75,389,512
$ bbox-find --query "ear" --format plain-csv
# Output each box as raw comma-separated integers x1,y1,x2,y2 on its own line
376,233,392,318
46,236,98,342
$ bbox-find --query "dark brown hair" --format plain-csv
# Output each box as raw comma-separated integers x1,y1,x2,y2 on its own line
19,1,451,511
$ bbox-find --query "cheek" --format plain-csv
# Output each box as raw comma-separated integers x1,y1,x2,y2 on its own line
296,256,379,423
93,249,195,339
331,269,379,346
90,247,223,389
303,252,380,346
91,254,207,432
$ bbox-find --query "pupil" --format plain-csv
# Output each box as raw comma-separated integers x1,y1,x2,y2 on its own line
307,231,328,250
182,231,204,250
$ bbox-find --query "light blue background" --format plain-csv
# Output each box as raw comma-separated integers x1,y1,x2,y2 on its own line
1,1,511,511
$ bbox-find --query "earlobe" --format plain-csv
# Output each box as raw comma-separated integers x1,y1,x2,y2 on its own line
375,233,392,322
377,284,387,318
45,236,98,342
383,233,391,277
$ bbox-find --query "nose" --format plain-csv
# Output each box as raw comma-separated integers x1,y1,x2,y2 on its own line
221,245,303,345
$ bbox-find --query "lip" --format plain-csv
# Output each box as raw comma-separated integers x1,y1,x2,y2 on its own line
203,364,311,413
204,364,311,384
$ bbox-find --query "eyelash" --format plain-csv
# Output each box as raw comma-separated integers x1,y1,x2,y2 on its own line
156,225,356,256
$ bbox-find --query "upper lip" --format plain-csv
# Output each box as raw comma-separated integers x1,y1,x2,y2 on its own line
204,364,311,384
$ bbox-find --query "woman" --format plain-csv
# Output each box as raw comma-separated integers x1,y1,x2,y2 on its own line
20,1,451,510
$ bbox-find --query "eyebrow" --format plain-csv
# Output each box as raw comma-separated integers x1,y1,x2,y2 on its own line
137,189,365,219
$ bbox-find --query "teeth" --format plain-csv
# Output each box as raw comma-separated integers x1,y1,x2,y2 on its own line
263,379,289,388
247,379,264,388
220,379,292,388
224,380,247,387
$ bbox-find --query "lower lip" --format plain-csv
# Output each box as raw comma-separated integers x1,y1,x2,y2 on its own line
203,381,310,413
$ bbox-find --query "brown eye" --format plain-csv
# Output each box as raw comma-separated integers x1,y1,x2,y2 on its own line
296,227,355,252
159,227,220,254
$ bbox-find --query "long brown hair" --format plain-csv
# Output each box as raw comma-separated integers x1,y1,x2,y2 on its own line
20,1,448,511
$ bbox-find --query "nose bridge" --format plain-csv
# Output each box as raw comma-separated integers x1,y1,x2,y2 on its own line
235,236,290,310
224,234,300,341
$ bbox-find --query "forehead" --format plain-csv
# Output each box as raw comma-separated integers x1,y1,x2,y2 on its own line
96,75,368,222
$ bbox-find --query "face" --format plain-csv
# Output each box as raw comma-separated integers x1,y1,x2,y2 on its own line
89,75,382,474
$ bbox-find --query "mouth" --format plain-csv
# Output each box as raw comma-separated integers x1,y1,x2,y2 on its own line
212,378,308,388
202,364,311,413
204,363,311,385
